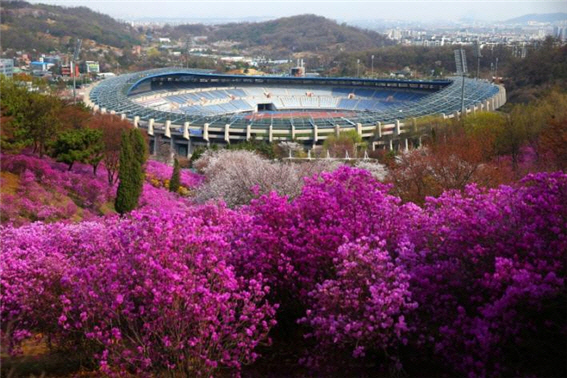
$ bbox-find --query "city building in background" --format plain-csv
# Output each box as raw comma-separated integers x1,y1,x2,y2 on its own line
30,60,55,76
61,64,80,77
0,58,14,77
82,61,101,74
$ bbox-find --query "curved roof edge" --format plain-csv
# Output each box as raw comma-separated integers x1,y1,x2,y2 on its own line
125,67,452,96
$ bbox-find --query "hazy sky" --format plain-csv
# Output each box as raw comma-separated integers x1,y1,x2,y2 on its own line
27,0,567,22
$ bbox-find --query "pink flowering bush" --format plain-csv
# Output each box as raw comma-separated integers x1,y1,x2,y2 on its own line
230,167,565,375
1,160,565,377
234,167,418,305
138,182,192,212
0,220,109,355
1,207,276,376
227,167,422,371
298,237,417,369
401,172,567,377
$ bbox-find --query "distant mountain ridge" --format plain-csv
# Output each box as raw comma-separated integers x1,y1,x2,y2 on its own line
504,13,567,24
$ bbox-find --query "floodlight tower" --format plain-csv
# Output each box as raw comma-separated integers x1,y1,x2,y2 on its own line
185,40,190,69
495,57,499,79
454,48,468,115
72,39,82,104
473,40,482,79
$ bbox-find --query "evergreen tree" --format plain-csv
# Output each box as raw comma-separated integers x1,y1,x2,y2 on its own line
50,128,103,173
169,157,181,193
130,128,148,166
115,131,142,214
129,128,147,201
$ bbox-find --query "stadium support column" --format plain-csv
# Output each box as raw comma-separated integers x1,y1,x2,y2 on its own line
183,122,190,140
93,105,99,112
148,119,155,136
377,122,382,138
133,116,140,128
441,113,447,120
246,124,252,141
165,120,171,138
203,123,210,145
313,124,319,145
101,107,107,114
225,124,231,143
389,139,393,151
110,110,116,115
404,138,409,151
187,139,192,158
395,120,401,135
183,122,191,157
120,113,126,121
499,87,506,107
291,125,296,140
268,124,273,143
486,100,491,111
356,123,362,137
335,124,340,137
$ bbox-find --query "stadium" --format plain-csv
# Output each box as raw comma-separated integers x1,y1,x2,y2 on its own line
85,68,506,156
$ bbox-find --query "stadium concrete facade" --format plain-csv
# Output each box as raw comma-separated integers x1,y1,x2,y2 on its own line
85,68,506,156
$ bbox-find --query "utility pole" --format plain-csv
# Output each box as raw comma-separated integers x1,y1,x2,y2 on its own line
72,39,82,104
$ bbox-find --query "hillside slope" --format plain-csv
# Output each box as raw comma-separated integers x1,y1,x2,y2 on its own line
173,14,393,53
1,0,141,51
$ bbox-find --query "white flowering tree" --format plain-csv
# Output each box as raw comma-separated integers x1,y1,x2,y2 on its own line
194,150,341,207
354,161,388,181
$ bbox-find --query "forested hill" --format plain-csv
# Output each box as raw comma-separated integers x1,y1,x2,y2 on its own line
172,14,393,53
1,4,390,56
1,0,141,51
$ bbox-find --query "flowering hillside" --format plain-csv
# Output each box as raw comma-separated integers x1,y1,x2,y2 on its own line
0,153,202,225
1,165,565,377
145,160,204,192
1,153,115,225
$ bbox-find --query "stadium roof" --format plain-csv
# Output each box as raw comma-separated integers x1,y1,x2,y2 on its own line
90,67,500,131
